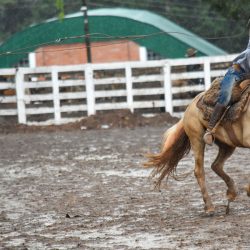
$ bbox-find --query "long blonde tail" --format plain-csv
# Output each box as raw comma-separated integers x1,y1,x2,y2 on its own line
144,119,191,187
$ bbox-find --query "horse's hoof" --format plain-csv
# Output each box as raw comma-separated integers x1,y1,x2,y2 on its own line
244,185,250,197
204,206,215,216
226,190,237,201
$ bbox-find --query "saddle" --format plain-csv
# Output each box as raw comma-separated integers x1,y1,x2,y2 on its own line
197,78,250,122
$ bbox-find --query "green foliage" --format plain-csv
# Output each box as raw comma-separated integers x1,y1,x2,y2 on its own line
55,0,65,20
200,0,250,51
201,0,249,20
0,0,32,38
0,0,249,53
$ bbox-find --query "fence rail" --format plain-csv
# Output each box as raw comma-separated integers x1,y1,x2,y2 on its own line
0,54,237,125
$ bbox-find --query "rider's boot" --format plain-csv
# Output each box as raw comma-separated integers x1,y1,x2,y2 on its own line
203,103,227,145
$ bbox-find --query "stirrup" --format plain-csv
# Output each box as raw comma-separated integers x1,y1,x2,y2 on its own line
203,130,215,146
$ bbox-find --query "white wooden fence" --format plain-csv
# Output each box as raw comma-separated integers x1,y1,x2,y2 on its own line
0,54,237,125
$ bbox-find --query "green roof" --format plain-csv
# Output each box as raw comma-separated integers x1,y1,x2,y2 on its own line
0,7,227,68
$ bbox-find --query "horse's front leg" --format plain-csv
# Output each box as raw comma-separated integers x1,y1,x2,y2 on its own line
191,140,215,214
211,142,236,201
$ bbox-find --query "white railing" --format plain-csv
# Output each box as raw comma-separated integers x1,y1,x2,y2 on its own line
0,54,236,125
0,68,17,116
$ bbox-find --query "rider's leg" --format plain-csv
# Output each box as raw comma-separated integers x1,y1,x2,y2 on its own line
203,64,244,145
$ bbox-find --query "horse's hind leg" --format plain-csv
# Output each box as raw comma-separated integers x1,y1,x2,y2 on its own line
192,140,215,213
184,109,214,213
211,142,236,201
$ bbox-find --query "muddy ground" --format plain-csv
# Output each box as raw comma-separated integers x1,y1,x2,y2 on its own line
0,111,249,249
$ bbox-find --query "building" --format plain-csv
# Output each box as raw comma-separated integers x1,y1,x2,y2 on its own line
0,8,227,68
33,40,141,66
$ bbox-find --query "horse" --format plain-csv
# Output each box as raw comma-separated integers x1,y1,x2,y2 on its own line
144,78,250,215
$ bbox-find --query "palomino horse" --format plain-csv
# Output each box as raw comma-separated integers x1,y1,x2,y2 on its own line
145,78,250,214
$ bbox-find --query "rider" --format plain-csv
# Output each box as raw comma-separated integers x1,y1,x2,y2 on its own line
186,48,203,85
203,19,250,145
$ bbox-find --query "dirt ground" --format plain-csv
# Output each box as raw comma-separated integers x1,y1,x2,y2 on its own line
0,110,179,134
0,111,249,249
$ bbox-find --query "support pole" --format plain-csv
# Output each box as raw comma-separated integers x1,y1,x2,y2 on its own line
81,0,92,63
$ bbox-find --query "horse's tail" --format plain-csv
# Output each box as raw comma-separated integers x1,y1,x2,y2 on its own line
144,118,191,188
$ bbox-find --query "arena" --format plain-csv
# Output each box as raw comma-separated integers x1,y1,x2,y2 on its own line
0,112,249,249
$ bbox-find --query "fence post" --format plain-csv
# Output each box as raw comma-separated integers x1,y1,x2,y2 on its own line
163,62,173,115
85,64,95,115
52,67,61,124
204,58,211,90
125,64,134,112
15,68,26,124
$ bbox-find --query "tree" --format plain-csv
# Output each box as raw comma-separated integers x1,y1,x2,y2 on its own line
201,0,250,51
201,0,249,21
55,0,64,20
0,0,32,38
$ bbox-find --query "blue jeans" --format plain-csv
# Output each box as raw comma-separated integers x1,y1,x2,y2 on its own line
217,66,245,105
